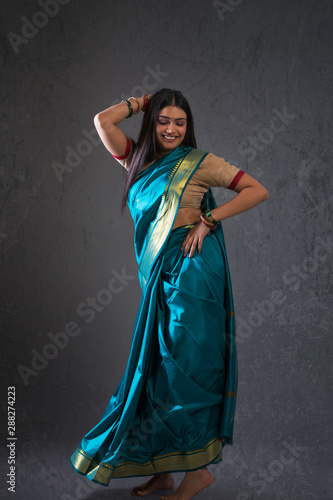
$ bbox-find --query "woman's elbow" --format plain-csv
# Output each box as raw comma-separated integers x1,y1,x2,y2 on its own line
94,112,110,130
94,113,104,128
260,186,269,202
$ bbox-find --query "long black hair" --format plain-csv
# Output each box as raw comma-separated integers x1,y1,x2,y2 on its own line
120,88,197,214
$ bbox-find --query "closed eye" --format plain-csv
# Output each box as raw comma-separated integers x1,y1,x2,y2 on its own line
158,119,185,126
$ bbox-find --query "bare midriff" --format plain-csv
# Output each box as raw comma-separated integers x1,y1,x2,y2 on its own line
172,208,201,230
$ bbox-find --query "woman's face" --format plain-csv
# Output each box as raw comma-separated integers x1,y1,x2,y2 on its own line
155,105,187,155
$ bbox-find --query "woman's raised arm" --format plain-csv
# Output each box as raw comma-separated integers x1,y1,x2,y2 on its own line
94,95,148,157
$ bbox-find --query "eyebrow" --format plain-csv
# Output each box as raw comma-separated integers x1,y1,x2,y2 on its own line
159,115,187,121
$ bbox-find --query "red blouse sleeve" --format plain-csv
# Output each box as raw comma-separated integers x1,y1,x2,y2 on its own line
112,136,131,160
228,170,245,190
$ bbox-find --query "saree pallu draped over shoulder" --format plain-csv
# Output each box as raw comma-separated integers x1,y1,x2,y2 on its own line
70,146,238,486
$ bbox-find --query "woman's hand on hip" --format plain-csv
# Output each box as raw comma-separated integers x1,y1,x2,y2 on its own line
180,222,211,258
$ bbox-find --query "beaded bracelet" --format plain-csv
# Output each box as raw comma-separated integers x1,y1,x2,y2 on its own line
137,98,143,113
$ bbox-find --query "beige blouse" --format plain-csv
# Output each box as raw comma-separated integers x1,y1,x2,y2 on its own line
113,138,244,209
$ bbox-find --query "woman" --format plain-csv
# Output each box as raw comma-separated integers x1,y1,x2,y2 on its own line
70,89,269,499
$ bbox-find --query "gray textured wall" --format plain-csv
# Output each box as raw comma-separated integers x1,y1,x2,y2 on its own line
1,0,332,499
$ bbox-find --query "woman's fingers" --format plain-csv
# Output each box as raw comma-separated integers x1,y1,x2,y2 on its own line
180,235,189,252
188,240,197,258
180,227,195,251
182,240,193,256
181,234,204,257
181,223,210,257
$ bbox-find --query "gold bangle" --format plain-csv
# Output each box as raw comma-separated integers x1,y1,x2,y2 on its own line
200,213,214,227
128,97,140,115
137,96,143,112
200,216,214,230
205,210,217,225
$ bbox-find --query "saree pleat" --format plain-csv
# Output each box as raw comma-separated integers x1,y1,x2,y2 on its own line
70,146,238,486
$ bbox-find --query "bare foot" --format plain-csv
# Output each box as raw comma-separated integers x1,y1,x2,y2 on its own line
160,468,213,500
131,473,174,496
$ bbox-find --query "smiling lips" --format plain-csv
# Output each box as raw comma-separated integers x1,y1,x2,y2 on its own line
162,135,178,142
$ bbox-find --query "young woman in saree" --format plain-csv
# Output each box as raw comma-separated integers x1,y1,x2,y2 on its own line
70,89,269,499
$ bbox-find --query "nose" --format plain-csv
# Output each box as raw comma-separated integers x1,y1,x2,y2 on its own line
166,122,176,134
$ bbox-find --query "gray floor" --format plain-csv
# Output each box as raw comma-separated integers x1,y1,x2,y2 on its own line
3,434,331,500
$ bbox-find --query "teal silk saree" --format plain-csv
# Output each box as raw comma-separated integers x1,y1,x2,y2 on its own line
70,145,238,486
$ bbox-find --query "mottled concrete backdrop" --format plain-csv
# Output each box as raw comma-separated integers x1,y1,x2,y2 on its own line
1,0,332,499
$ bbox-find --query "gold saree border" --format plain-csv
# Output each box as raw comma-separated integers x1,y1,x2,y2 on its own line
70,436,223,485
140,149,208,289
